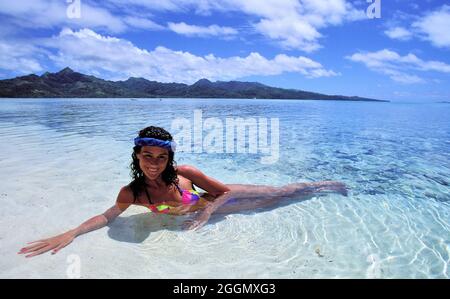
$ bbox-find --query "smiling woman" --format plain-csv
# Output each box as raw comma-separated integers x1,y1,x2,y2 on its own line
17,125,347,258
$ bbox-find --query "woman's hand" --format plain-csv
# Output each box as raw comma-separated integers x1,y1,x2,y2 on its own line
18,230,76,258
182,190,236,231
182,211,212,231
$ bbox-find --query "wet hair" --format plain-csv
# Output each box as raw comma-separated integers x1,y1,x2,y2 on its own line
129,126,179,202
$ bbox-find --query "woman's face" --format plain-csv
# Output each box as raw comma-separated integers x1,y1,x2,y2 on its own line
137,146,170,180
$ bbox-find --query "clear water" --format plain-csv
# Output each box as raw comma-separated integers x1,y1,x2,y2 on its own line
0,98,449,278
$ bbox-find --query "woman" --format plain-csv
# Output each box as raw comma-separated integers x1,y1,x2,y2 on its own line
18,126,347,258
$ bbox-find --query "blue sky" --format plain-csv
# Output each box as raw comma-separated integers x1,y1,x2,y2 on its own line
0,0,449,101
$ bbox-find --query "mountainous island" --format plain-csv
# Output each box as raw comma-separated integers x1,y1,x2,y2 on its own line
0,67,387,102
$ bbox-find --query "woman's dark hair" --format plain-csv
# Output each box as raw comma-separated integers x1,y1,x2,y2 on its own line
129,126,178,202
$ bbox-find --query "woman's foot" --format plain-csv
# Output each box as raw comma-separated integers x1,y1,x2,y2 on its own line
315,181,348,196
283,181,348,197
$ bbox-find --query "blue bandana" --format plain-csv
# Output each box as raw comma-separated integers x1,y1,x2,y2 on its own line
134,137,177,152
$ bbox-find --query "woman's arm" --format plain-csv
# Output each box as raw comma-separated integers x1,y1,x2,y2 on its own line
177,165,230,196
176,165,236,230
70,204,121,237
18,186,133,258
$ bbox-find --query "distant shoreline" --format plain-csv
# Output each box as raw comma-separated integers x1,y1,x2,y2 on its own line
0,67,389,102
0,97,390,102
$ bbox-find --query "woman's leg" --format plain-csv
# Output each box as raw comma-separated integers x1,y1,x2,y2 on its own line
214,181,347,214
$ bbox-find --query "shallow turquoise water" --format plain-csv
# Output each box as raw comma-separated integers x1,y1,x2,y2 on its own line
0,98,449,278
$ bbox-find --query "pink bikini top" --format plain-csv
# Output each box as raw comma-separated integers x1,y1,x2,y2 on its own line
143,183,201,214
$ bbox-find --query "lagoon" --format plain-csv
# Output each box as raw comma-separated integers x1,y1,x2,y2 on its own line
0,98,449,278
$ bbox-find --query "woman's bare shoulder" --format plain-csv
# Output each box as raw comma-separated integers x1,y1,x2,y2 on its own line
176,164,196,183
175,164,190,175
176,164,204,179
117,185,135,204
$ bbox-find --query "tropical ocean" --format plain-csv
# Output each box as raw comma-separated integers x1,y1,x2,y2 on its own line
0,98,448,278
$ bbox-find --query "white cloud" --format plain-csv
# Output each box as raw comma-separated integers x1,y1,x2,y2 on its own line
167,22,238,37
105,0,188,12
0,40,46,74
104,0,366,52
123,17,165,30
384,27,412,41
229,0,366,52
0,0,366,51
412,5,450,49
253,16,322,52
38,28,337,83
384,5,450,49
383,70,424,84
347,49,450,84
0,0,163,34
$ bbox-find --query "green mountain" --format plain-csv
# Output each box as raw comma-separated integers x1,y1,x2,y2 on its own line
0,67,388,102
